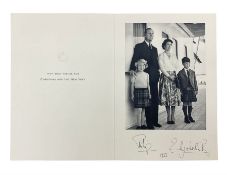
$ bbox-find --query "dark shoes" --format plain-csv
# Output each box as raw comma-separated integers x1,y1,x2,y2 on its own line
184,117,191,124
154,123,162,127
136,124,161,130
184,116,195,124
136,125,147,130
141,125,147,129
147,125,155,130
189,116,195,122
167,121,175,124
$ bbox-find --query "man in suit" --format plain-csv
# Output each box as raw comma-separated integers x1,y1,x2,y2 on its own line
130,28,162,129
177,57,198,123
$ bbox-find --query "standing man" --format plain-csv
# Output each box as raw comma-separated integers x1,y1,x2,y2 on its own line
130,28,162,129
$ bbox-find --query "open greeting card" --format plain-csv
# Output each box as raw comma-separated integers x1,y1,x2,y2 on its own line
11,14,217,160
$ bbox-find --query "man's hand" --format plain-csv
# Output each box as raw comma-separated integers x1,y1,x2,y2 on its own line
195,91,198,95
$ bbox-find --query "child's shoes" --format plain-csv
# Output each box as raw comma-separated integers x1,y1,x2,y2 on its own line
141,125,147,129
184,117,191,124
189,116,195,122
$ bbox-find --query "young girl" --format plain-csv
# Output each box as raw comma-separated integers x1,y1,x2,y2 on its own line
131,59,151,129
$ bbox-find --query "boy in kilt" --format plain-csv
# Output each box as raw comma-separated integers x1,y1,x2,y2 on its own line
177,57,198,124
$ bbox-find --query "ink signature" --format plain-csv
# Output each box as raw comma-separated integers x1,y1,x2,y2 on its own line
169,137,209,159
132,134,156,155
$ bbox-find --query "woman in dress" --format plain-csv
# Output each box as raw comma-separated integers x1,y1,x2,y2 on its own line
158,39,181,124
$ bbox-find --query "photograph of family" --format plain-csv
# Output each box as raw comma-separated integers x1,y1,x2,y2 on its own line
125,23,206,130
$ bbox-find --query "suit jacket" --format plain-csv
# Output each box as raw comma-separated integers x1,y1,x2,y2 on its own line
177,68,198,91
130,41,160,82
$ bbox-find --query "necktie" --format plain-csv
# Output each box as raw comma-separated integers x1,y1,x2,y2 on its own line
149,43,152,50
187,70,190,84
187,70,190,78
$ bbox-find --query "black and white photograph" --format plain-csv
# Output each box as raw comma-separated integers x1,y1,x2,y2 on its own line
125,23,206,130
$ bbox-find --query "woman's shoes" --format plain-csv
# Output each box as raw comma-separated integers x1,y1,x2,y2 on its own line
167,121,175,124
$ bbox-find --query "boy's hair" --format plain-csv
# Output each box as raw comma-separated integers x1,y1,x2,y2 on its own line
182,57,190,63
135,59,148,69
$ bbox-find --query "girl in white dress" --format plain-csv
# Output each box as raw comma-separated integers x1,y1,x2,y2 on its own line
131,59,151,129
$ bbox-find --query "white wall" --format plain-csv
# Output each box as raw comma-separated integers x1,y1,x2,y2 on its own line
194,38,206,75
125,23,134,72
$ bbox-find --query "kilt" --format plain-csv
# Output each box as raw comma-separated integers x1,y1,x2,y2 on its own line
181,90,197,102
134,88,150,108
159,71,181,106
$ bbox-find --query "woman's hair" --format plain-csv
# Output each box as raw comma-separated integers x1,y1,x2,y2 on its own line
135,59,148,70
162,38,173,49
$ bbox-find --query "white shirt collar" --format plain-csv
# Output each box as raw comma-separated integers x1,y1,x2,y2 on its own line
184,68,189,71
184,68,190,75
144,40,152,47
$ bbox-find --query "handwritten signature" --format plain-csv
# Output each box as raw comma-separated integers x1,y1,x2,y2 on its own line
169,137,209,159
132,134,156,155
